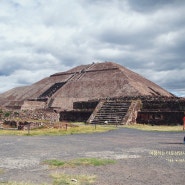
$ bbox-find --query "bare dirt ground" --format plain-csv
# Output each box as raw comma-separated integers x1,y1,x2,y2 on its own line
0,128,185,185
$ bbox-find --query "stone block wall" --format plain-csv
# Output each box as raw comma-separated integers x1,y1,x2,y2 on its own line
21,100,46,110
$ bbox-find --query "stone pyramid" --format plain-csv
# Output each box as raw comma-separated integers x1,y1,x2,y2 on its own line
0,62,173,110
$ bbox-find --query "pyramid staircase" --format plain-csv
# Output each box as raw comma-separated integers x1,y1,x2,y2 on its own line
88,99,131,125
47,98,55,108
30,64,96,109
69,63,95,81
38,82,66,99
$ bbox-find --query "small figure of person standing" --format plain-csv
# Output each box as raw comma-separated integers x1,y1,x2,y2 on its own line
183,115,185,130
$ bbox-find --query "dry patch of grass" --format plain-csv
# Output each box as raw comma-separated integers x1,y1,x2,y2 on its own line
0,123,116,136
51,173,96,185
0,182,46,185
0,176,94,185
0,168,4,174
43,158,115,185
124,124,183,132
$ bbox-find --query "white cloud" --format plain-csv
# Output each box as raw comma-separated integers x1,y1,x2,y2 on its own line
0,0,185,97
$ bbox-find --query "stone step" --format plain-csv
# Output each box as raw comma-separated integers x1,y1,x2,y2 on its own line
93,119,124,123
91,120,120,124
100,105,128,108
105,102,129,105
90,100,131,124
98,109,128,112
94,112,126,116
105,103,129,106
93,116,121,119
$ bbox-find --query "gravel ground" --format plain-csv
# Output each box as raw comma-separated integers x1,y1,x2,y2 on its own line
0,128,185,185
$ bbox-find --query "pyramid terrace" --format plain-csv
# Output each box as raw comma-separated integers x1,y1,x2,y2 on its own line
0,62,185,125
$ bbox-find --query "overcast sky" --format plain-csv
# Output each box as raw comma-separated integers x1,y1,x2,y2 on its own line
0,0,185,97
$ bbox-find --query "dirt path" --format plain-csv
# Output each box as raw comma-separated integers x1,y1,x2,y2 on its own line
0,128,185,184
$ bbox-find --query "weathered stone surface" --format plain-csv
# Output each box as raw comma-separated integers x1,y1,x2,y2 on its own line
0,62,173,110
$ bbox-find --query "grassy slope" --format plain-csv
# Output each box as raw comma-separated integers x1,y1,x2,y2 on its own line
124,124,184,132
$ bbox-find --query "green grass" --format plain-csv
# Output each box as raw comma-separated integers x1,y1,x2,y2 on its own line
1,157,115,185
44,159,66,167
52,173,96,185
124,124,184,132
0,124,116,136
44,158,116,168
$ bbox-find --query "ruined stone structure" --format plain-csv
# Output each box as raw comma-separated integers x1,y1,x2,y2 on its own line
0,62,184,125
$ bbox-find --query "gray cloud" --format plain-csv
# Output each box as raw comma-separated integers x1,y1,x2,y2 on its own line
128,0,183,13
0,0,185,97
